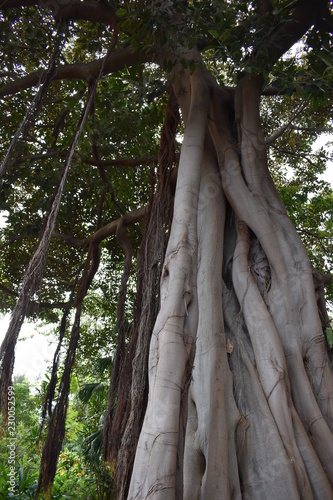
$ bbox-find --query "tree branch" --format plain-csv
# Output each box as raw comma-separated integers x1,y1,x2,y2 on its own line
267,124,333,144
250,0,329,74
0,234,33,250
14,151,157,167
90,205,148,245
83,155,158,168
298,227,332,243
0,0,118,26
0,206,148,313
271,144,327,170
0,47,152,97
53,232,87,249
289,125,333,134
0,282,71,313
50,109,69,148
265,102,308,145
54,205,149,248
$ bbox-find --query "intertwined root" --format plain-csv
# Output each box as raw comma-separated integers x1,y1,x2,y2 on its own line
128,68,333,499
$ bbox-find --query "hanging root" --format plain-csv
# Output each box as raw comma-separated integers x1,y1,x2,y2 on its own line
0,22,67,178
37,264,83,444
103,217,133,460
34,42,119,494
207,74,333,494
103,88,179,499
36,314,81,499
36,241,101,497
312,268,332,330
0,44,106,427
128,66,210,499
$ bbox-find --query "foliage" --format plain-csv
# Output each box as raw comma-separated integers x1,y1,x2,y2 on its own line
0,377,39,498
0,2,332,314
0,374,113,499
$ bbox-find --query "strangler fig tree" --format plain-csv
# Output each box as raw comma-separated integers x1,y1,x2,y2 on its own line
0,0,333,498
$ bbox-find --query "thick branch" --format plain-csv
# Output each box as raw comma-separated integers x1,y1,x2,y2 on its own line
90,205,148,245
129,66,210,498
14,152,157,168
0,48,152,97
0,0,118,25
53,1,117,25
105,218,133,446
251,0,328,74
0,206,147,256
0,234,34,250
53,232,87,248
55,206,148,248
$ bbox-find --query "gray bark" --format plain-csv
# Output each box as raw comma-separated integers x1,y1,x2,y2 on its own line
128,64,333,499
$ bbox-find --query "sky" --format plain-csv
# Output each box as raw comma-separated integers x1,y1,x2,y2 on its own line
0,136,332,385
0,314,57,384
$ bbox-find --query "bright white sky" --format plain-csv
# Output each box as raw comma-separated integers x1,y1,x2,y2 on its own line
0,136,332,385
0,315,57,384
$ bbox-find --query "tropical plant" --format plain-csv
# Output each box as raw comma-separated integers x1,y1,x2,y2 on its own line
0,1,333,498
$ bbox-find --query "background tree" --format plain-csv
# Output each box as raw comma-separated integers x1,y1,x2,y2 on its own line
0,374,108,498
0,0,333,498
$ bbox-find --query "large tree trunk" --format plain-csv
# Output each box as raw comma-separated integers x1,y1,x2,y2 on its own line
127,64,333,498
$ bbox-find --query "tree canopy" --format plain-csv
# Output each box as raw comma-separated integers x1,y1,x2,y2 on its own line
0,0,333,498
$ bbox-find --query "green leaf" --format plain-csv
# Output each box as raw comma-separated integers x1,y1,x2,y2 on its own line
116,8,127,17
208,29,219,39
326,327,333,349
